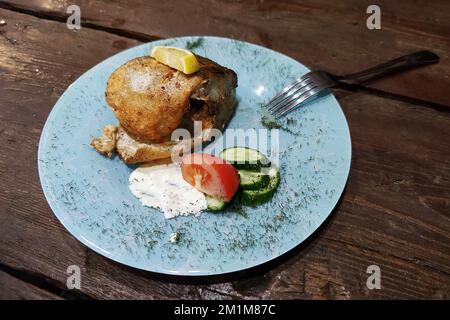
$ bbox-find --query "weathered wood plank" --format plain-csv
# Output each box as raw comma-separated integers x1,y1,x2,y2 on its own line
1,0,450,107
0,270,63,300
0,8,231,299
0,8,449,299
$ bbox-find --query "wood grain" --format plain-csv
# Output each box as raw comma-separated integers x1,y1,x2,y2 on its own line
1,0,450,107
0,7,449,299
0,269,62,300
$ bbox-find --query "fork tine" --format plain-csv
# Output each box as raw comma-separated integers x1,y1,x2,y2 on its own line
267,78,314,111
273,87,322,118
265,74,311,110
267,70,337,119
270,82,317,115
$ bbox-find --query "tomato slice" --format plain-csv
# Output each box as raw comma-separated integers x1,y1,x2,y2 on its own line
181,153,239,202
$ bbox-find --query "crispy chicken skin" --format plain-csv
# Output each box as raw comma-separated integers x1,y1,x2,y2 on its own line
114,126,191,163
90,125,117,157
113,85,237,164
92,54,237,163
105,55,237,144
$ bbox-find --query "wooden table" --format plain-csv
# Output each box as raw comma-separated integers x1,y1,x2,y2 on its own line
0,0,449,300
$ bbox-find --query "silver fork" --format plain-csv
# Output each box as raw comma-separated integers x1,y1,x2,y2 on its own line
267,51,439,118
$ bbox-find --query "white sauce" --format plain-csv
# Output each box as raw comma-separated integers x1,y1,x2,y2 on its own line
129,163,207,219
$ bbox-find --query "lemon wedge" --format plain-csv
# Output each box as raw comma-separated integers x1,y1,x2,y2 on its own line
150,46,200,74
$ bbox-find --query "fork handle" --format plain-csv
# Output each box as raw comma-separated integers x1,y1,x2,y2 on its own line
337,51,439,86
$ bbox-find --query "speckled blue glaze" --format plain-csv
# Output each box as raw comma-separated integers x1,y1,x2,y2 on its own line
38,36,351,276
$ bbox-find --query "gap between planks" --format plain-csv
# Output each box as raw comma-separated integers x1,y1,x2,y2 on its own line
0,1,158,42
0,1,449,113
0,262,94,300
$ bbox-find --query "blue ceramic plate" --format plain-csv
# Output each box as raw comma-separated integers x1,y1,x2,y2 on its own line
38,36,351,276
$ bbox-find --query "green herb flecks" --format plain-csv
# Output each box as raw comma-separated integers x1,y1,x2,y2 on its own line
233,204,248,218
185,37,204,51
259,104,296,135
226,197,248,218
262,114,283,130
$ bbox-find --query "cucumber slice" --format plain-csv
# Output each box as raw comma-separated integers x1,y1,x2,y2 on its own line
219,147,271,171
206,195,228,211
238,170,270,190
240,167,280,206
